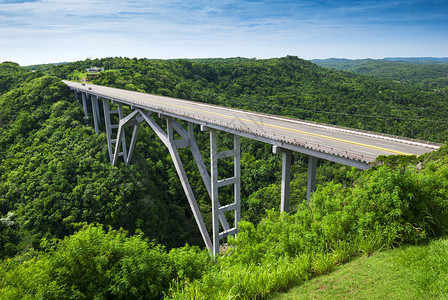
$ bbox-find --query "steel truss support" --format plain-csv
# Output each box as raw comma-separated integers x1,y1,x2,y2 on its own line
172,122,231,234
82,97,241,254
136,109,213,250
109,105,240,254
101,100,133,164
113,109,142,166
209,129,241,257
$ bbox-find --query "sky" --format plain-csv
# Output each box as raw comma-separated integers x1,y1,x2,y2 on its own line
1,0,447,66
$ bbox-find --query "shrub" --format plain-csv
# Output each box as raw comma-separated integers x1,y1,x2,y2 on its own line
0,224,211,299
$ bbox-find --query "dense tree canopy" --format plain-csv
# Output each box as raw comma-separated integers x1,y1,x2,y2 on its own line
313,58,448,90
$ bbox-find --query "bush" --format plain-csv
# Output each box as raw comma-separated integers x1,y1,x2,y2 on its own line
0,224,211,299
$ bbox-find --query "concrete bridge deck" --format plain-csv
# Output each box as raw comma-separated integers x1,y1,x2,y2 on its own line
63,81,439,169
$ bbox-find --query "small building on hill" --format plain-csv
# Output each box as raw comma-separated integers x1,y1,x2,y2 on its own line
86,67,104,73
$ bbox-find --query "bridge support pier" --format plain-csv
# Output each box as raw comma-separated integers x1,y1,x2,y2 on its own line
91,95,101,134
81,93,89,123
307,156,317,203
272,146,292,213
273,147,318,210
209,129,241,256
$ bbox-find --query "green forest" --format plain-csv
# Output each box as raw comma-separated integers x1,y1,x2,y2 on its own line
312,58,448,90
1,57,448,298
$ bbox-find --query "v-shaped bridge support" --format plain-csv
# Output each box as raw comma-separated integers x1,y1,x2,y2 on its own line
100,105,240,254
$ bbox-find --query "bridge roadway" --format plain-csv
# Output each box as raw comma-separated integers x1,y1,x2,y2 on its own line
63,80,440,169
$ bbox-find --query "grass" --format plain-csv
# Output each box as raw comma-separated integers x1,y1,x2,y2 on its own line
270,237,448,299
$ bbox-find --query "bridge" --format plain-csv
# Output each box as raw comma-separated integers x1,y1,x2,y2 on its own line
64,80,441,256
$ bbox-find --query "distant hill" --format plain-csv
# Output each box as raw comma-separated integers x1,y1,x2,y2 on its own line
311,58,448,88
383,57,448,64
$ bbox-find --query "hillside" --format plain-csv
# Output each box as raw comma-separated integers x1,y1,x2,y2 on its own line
312,58,448,89
1,57,448,298
272,236,448,299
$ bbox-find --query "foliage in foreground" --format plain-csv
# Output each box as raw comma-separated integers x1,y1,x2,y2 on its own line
0,224,210,299
271,236,448,299
2,147,448,299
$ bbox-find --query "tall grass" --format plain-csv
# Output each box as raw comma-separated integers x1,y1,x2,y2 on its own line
272,237,448,299
395,238,448,298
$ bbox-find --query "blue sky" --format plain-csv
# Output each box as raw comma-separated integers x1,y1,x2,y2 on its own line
1,0,447,65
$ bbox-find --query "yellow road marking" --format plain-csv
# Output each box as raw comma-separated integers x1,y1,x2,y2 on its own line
79,83,412,156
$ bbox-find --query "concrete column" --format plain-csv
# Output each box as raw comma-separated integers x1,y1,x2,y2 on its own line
280,150,292,212
307,155,317,203
81,93,88,123
91,95,100,134
210,129,220,257
273,146,292,213
233,135,241,228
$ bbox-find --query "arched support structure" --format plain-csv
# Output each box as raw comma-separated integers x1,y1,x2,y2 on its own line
80,95,241,255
